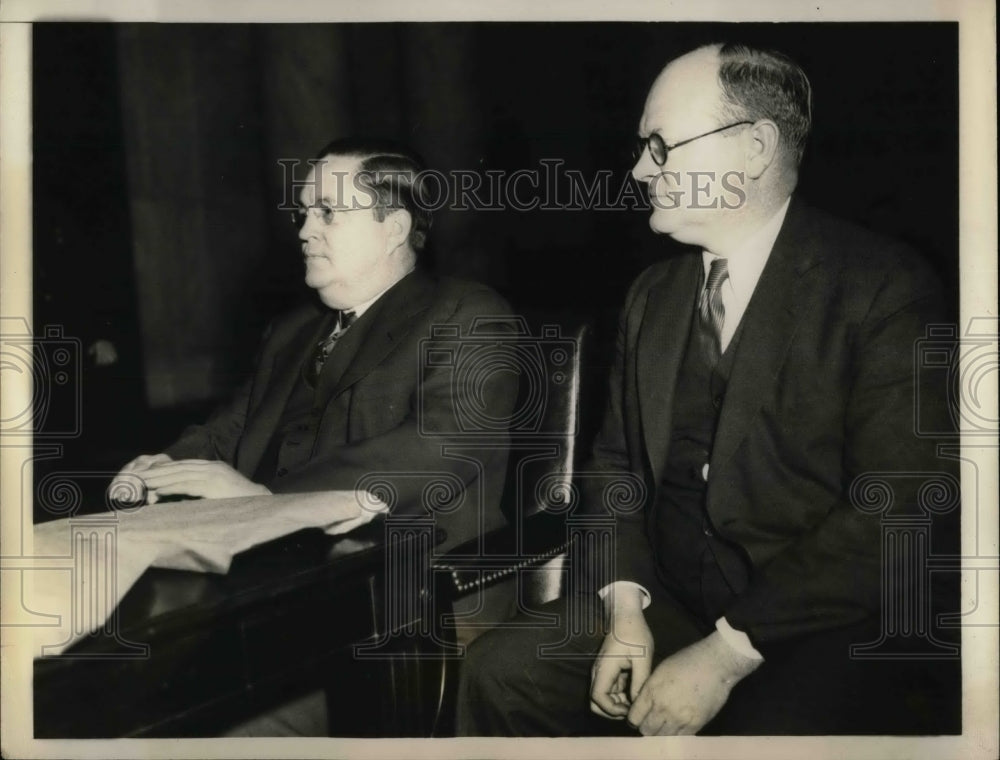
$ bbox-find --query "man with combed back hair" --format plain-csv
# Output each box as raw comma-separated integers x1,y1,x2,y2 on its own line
458,42,958,736
113,138,516,550
110,138,519,735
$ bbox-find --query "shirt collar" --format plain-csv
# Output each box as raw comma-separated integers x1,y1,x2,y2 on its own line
702,196,791,303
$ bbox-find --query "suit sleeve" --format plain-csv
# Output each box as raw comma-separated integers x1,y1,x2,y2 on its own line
162,320,281,464
269,287,519,523
582,273,662,595
162,380,252,463
724,255,957,645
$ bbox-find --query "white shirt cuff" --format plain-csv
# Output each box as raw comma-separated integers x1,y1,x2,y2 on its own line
597,581,651,610
715,617,764,660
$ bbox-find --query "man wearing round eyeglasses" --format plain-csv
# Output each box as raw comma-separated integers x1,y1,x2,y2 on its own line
111,138,518,557
459,42,956,736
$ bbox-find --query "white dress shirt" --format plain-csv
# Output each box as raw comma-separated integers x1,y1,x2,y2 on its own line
599,197,793,661
704,196,791,354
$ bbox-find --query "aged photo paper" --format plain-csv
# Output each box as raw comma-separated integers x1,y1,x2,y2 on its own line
2,1,996,758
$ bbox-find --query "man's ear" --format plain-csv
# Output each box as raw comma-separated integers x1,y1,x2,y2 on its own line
745,120,780,180
384,208,413,253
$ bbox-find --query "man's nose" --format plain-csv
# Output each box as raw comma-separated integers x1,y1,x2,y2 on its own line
298,211,319,241
631,147,656,184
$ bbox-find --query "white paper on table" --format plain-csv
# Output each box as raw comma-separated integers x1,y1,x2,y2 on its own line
31,490,387,656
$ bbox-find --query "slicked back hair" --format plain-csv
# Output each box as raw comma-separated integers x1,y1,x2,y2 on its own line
714,43,813,165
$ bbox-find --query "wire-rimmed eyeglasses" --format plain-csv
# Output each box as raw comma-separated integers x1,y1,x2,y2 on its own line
289,204,377,229
634,121,753,167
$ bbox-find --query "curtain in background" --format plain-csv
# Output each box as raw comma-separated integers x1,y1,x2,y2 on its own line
107,23,957,409
116,25,503,407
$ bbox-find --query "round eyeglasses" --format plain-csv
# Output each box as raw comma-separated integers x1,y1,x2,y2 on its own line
634,121,753,167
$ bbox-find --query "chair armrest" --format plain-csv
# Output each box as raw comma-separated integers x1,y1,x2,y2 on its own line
432,511,571,596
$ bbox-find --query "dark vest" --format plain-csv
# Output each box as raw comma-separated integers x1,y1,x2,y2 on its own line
653,285,751,624
252,302,381,487
252,357,326,487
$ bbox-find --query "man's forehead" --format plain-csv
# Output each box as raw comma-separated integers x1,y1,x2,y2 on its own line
640,49,723,136
300,154,364,203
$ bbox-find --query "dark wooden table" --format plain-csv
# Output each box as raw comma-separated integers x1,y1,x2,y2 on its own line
33,519,453,738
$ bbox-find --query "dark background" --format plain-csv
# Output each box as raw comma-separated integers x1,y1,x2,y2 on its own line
31,22,958,516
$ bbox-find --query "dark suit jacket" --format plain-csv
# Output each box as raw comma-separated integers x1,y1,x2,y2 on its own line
585,199,953,646
164,270,519,551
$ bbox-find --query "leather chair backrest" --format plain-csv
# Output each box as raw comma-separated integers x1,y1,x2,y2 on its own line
500,316,589,607
500,317,589,525
436,314,591,630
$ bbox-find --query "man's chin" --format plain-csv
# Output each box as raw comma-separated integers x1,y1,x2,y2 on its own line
648,210,706,246
304,277,325,292
303,266,333,291
648,209,681,236
313,286,348,310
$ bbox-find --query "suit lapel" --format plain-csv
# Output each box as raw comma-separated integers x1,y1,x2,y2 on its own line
315,311,373,393
237,308,334,473
637,254,702,480
321,269,437,400
711,200,824,472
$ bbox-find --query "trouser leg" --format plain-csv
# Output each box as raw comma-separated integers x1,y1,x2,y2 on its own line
703,619,961,735
456,594,605,736
456,587,707,736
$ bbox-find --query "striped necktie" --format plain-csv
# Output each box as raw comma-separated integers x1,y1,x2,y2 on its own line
699,258,728,364
310,309,356,383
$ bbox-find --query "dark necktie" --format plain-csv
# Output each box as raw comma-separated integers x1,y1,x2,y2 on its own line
699,258,729,364
310,309,356,383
